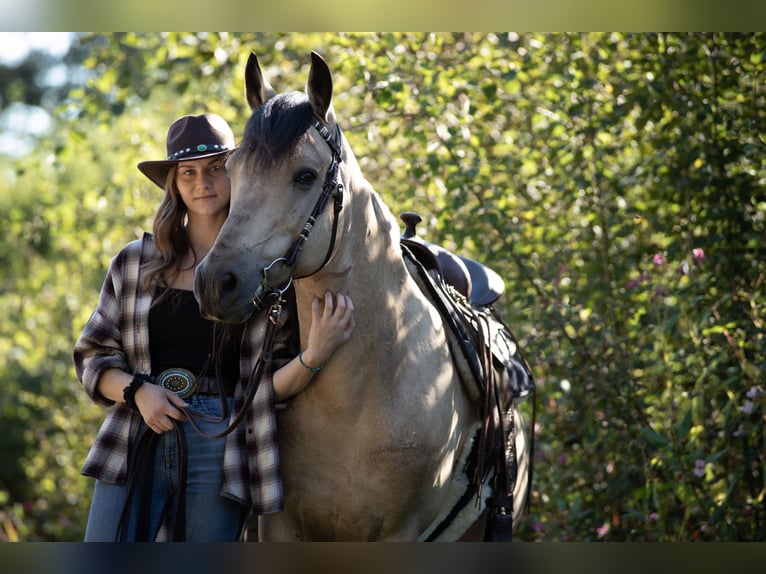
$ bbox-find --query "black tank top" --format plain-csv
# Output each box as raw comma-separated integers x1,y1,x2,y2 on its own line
148,288,240,382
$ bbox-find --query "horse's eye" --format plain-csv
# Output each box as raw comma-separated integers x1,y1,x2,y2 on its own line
295,170,318,187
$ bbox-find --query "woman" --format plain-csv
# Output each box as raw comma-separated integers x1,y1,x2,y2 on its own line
73,113,355,541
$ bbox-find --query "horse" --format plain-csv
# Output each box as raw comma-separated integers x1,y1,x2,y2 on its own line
194,51,529,541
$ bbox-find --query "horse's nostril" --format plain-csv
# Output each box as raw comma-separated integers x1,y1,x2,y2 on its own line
220,272,239,295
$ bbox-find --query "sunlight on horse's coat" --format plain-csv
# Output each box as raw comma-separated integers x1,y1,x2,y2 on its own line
435,409,461,486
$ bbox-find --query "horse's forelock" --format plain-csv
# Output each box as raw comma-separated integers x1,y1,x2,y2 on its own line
241,91,316,169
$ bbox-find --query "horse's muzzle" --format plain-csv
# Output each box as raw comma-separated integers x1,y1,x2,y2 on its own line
193,262,256,324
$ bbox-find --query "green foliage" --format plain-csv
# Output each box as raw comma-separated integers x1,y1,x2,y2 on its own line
1,32,764,541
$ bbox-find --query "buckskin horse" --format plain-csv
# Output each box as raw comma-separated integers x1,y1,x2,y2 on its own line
194,51,529,541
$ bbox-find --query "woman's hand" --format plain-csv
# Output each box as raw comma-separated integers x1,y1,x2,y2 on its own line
96,368,188,434
300,291,355,369
133,383,189,434
272,291,355,401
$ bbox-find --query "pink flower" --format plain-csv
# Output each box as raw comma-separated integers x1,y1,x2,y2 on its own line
693,459,706,478
692,248,705,262
597,523,610,538
653,253,665,266
648,512,659,522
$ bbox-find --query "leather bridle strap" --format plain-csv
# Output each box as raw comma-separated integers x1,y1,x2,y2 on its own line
291,121,345,279
254,121,344,309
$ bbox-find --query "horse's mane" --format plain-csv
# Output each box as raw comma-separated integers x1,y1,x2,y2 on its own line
241,91,316,169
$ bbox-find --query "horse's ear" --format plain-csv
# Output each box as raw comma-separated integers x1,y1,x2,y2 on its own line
244,52,275,110
307,51,334,123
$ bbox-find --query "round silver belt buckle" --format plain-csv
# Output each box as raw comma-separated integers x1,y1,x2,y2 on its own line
156,368,197,398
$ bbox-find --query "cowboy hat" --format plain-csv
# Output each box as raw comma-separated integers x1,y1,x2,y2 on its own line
137,113,236,189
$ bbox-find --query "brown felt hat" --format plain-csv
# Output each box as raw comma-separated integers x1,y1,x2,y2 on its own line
137,114,236,189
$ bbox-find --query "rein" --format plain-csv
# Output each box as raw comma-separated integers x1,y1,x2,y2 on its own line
117,299,284,541
253,121,344,311
184,299,284,439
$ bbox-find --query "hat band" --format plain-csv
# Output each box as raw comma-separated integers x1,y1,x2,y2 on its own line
167,143,230,161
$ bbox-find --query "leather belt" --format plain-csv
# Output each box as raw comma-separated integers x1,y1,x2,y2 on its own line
195,376,236,397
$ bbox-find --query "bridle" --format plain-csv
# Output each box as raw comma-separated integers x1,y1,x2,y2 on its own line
176,120,345,440
252,120,345,312
182,119,345,439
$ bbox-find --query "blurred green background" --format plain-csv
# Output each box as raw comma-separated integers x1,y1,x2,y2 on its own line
0,32,764,541
3,0,765,31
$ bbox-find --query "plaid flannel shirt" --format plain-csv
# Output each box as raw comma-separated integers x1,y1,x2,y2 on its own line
73,233,295,515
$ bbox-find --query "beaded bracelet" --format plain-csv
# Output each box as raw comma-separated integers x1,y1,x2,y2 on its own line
298,350,324,373
123,373,152,411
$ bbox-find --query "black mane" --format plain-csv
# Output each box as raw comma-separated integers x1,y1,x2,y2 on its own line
240,91,315,168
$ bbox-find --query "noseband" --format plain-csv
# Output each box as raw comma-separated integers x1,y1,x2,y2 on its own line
252,120,345,311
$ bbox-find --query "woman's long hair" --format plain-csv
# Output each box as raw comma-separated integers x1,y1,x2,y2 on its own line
141,165,197,304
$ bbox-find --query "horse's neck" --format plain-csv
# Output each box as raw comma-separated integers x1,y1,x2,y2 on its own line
291,173,449,413
294,177,413,341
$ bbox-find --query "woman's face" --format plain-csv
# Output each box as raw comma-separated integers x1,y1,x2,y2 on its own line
174,155,231,220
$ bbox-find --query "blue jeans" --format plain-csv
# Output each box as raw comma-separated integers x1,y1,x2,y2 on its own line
84,394,246,541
